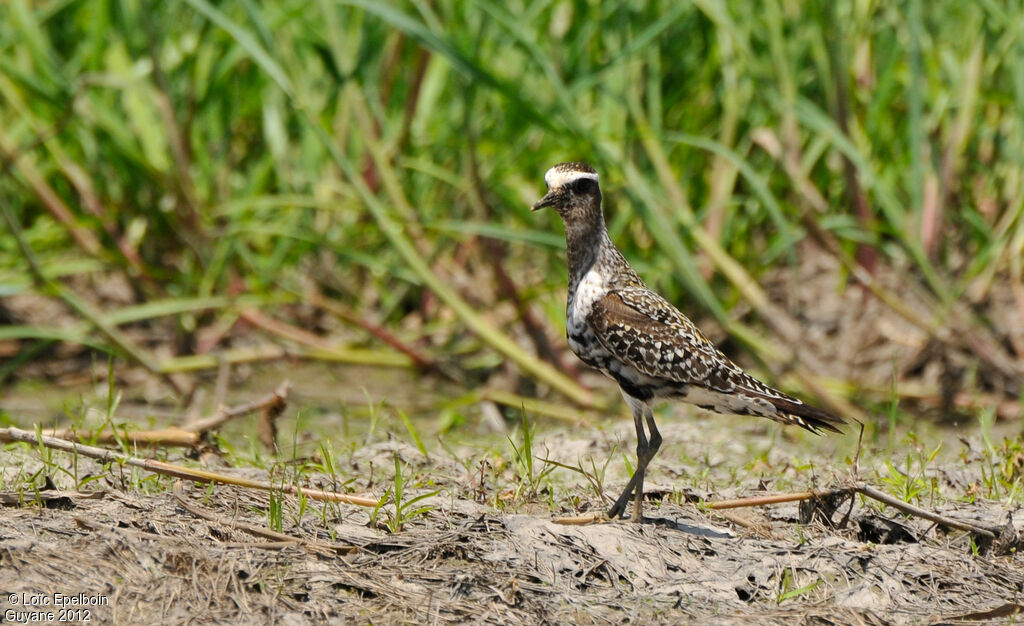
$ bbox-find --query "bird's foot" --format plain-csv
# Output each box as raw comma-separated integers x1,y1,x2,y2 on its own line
606,491,647,522
606,483,634,519
606,501,627,520
630,497,645,523
605,502,645,523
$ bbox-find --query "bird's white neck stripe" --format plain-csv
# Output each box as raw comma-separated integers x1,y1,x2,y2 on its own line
545,168,599,189
568,266,608,332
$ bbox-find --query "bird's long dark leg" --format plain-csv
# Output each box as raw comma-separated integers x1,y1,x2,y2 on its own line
631,405,662,521
607,395,649,520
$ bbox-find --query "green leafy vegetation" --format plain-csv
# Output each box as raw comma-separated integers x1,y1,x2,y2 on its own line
776,569,823,604
507,408,555,501
0,0,1020,425
370,451,439,533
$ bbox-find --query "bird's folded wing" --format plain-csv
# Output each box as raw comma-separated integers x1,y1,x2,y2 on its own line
586,290,743,391
587,290,844,433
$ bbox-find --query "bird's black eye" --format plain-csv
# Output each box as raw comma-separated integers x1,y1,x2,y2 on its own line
572,178,598,195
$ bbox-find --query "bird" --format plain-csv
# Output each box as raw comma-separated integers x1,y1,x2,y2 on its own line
532,161,844,521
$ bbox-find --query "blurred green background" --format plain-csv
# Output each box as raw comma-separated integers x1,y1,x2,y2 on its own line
1,0,1022,423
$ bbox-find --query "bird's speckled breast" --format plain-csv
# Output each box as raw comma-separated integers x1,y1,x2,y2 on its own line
566,260,688,401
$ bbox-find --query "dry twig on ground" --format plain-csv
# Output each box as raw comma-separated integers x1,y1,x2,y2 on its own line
32,382,292,447
704,482,1018,552
0,425,379,508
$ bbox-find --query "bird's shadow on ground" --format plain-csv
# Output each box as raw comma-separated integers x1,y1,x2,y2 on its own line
627,514,737,539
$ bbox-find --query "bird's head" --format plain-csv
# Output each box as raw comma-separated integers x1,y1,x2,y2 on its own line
531,162,601,219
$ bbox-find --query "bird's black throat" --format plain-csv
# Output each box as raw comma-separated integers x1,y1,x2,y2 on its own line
561,199,607,290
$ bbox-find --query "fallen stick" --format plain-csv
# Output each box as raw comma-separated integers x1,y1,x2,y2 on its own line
552,513,607,526
706,491,827,510
35,382,291,447
556,484,1004,541
704,483,1001,540
0,426,379,508
182,381,291,434
37,426,202,447
850,482,998,539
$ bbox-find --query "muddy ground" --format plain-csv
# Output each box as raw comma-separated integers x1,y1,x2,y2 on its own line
2,248,1024,624
2,408,1022,625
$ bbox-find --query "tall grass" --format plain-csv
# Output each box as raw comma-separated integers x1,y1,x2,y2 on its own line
1,1,1022,412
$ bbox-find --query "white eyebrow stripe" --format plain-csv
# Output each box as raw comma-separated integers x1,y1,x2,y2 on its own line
544,168,599,189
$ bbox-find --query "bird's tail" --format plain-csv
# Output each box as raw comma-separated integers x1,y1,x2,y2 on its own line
685,386,845,434
762,394,844,434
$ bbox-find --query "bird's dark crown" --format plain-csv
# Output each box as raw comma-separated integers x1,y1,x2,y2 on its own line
550,161,597,175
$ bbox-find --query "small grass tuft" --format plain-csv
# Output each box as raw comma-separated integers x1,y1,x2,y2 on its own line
507,408,555,502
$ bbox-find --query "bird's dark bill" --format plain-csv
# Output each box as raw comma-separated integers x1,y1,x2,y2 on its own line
532,191,558,211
